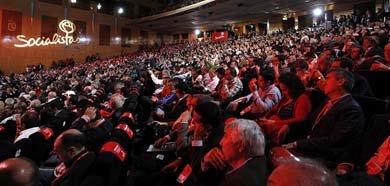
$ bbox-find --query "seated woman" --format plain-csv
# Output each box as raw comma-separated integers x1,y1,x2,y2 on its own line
258,72,311,143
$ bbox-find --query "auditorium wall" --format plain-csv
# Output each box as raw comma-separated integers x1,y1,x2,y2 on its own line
0,0,161,74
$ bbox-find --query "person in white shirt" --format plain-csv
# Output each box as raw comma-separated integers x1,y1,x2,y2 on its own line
202,68,220,93
228,70,281,118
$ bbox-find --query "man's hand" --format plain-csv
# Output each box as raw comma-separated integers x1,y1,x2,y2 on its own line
248,79,258,92
161,158,182,173
151,96,158,102
203,147,227,171
154,136,169,148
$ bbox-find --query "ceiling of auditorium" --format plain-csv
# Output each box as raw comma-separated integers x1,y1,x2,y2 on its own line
125,0,363,33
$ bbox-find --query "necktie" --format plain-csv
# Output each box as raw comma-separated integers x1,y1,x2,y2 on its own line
312,101,333,129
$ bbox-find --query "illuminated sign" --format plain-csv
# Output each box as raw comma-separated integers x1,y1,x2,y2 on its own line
14,19,79,48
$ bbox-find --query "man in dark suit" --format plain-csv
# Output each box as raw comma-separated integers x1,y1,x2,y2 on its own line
47,97,77,132
52,129,97,186
162,82,189,121
278,68,365,167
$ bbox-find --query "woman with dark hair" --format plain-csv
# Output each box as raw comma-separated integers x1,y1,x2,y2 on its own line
259,72,311,143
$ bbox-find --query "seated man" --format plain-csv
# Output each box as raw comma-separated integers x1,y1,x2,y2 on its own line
202,119,267,186
268,158,337,186
228,70,281,118
219,67,243,108
278,68,365,167
52,129,96,186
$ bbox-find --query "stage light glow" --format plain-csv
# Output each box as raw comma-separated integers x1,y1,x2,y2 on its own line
118,7,124,14
313,8,322,16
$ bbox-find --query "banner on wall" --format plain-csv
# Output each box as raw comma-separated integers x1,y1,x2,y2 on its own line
212,31,228,42
1,9,22,38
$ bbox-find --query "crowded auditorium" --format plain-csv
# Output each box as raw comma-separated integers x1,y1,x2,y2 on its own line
0,0,390,185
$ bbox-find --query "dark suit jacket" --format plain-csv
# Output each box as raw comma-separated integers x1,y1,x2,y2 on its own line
52,109,77,132
0,140,16,162
289,95,365,165
352,72,374,97
71,118,114,153
52,151,99,186
183,123,225,186
220,156,267,186
164,95,189,122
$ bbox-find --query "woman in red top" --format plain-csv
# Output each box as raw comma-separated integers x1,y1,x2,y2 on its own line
258,72,311,143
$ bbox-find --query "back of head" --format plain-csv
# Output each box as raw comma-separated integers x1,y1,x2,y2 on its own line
109,94,125,110
58,129,87,152
268,158,337,186
193,94,213,106
260,69,276,84
0,158,40,186
215,67,225,76
278,72,305,99
227,67,237,77
333,58,353,71
194,101,221,128
21,111,40,129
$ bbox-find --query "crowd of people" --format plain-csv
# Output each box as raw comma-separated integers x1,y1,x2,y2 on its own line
0,13,390,186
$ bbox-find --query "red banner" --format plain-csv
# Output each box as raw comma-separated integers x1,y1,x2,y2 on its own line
212,31,228,42
1,9,22,38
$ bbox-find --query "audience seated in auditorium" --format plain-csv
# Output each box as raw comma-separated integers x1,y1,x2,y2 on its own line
0,10,389,186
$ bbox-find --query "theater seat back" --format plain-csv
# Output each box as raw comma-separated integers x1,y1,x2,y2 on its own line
354,114,390,167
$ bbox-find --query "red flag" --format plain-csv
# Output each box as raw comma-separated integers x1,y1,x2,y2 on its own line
1,9,22,38
212,31,228,42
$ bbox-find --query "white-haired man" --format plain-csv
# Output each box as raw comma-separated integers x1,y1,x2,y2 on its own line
202,119,267,186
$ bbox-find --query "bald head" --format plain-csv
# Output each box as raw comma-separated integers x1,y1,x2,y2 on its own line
0,158,40,186
54,129,86,163
268,159,337,186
